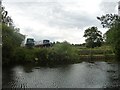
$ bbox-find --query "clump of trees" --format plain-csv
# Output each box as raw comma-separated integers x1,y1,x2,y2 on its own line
97,14,120,60
1,3,25,65
83,26,103,48
2,24,25,64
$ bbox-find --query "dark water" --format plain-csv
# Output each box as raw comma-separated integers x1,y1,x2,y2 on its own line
2,61,119,88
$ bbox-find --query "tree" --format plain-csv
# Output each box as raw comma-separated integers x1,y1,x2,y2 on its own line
0,1,13,27
1,2,25,64
83,26,103,48
2,24,25,64
97,14,119,28
97,14,120,60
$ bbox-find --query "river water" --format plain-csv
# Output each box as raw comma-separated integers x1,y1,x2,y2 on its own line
2,61,119,88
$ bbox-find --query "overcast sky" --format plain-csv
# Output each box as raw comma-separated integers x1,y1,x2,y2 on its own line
2,0,119,44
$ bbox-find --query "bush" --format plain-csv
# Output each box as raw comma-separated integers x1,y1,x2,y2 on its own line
2,24,24,65
114,39,120,61
34,42,80,65
51,42,80,64
35,48,49,65
14,47,37,64
6,41,80,66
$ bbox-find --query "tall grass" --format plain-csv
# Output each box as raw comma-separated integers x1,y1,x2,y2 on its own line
13,42,80,66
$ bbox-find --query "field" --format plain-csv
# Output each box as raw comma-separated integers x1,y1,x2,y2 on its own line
73,45,115,62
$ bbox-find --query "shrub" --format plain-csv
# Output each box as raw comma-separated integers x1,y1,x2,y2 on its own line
8,42,80,66
14,47,37,64
34,42,80,65
51,42,80,64
2,24,24,65
35,48,49,65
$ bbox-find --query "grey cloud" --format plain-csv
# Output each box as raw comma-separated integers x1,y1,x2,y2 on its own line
30,32,62,42
48,10,98,29
3,1,101,30
99,1,118,14
30,2,99,29
4,0,117,44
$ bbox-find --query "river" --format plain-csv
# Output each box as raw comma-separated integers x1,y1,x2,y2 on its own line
2,61,119,88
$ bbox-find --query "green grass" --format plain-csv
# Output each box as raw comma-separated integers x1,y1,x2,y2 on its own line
74,44,114,55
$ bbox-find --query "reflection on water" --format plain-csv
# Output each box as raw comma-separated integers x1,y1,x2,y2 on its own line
2,61,119,88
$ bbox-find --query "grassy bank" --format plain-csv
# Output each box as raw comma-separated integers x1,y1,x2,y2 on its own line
78,45,115,62
4,42,115,66
11,42,80,66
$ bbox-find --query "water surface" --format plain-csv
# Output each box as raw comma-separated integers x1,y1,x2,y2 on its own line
2,61,119,88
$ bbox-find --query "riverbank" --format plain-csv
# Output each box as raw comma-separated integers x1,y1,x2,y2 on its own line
3,42,117,67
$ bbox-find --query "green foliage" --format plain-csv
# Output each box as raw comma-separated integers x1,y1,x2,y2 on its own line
35,48,49,65
2,24,24,64
14,47,37,63
97,14,120,60
79,49,113,55
83,26,103,48
52,42,80,63
35,42,80,65
97,14,119,28
1,4,25,64
114,38,120,60
12,42,80,66
3,24,24,46
105,26,119,45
